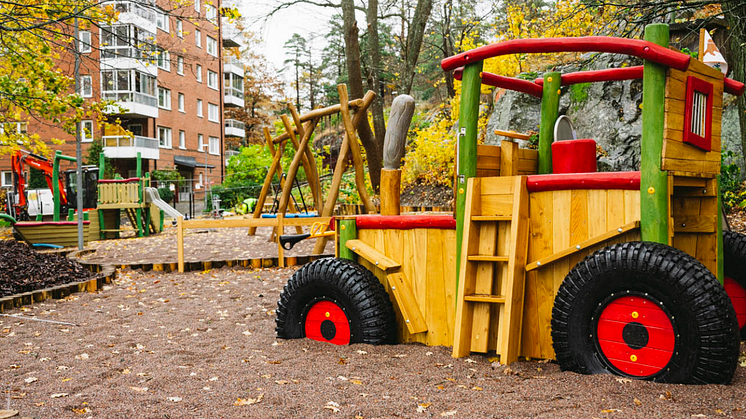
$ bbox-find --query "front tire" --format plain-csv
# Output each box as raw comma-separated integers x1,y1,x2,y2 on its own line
276,258,397,345
551,241,739,384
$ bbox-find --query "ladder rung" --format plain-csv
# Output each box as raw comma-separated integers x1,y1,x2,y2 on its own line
468,255,509,262
464,294,505,304
471,215,512,221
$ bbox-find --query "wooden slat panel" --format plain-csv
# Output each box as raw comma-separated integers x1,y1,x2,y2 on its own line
480,195,514,217
471,222,498,352
568,190,589,269
523,191,553,359
426,228,449,346
388,272,428,334
606,190,625,230
345,239,401,270
552,190,572,292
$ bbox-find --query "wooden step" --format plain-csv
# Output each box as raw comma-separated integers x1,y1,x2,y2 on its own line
464,294,505,304
467,255,509,262
471,215,512,222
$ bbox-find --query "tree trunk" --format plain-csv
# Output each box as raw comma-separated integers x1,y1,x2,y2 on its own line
725,0,746,177
366,0,386,192
402,0,434,95
341,0,382,191
442,0,455,98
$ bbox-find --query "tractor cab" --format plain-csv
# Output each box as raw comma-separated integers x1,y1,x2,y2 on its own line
64,166,100,211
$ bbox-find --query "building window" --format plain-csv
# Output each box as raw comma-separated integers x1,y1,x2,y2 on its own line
207,70,218,89
197,99,203,117
1,122,28,134
176,19,183,37
198,134,204,152
178,93,185,112
206,36,217,57
1,171,12,188
158,87,171,109
179,130,186,149
100,24,155,60
101,69,157,106
195,29,201,48
205,4,217,23
177,56,184,75
208,136,219,155
196,64,202,82
79,31,91,53
194,0,200,13
80,75,92,97
158,126,172,148
156,10,169,32
208,103,218,122
81,120,94,142
198,172,203,186
157,48,170,71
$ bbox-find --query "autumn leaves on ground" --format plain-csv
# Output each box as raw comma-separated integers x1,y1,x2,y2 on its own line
2,239,746,418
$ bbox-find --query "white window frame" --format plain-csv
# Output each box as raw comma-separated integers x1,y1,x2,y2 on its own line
194,0,200,13
158,87,171,110
80,75,92,97
198,134,205,152
177,56,184,75
81,120,94,142
207,70,218,90
156,10,169,32
195,29,201,48
157,48,170,71
179,130,186,149
208,102,218,122
196,64,202,82
205,4,217,23
197,99,203,117
206,36,217,57
208,136,219,155
79,31,91,53
158,126,172,148
178,92,185,112
176,19,183,37
1,171,12,188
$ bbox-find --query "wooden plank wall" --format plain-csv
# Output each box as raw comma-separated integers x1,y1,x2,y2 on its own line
357,228,457,346
517,149,539,175
476,145,539,178
521,189,641,359
671,176,719,275
15,224,91,247
662,59,723,175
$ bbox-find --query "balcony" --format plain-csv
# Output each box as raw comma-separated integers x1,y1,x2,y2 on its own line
103,91,159,118
225,119,246,138
102,135,160,160
222,22,241,48
108,0,157,32
224,87,244,108
223,56,244,77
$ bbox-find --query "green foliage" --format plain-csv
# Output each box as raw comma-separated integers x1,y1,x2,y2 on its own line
150,170,185,190
681,48,699,59
28,168,48,189
570,82,591,105
225,144,275,185
516,71,540,81
84,141,117,179
157,187,174,204
721,151,745,211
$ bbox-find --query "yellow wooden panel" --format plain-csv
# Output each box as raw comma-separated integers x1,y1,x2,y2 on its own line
552,190,572,292
606,190,625,230
587,190,607,237
388,272,428,334
426,228,449,346
471,222,498,352
480,194,514,217
481,177,515,194
568,190,589,269
524,191,554,359
624,190,641,224
491,220,510,352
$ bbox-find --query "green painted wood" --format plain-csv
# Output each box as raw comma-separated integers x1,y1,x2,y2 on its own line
338,219,357,261
455,62,483,292
717,176,724,284
98,152,105,179
136,208,143,237
53,151,61,221
640,23,670,244
539,72,561,174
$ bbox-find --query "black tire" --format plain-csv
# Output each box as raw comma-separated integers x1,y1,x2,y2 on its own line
724,231,746,338
276,257,397,345
551,241,739,384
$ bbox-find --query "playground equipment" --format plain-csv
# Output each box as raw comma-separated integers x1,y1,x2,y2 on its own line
275,24,746,384
249,84,377,250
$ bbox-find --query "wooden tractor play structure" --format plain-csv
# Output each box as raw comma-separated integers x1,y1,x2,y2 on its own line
275,24,746,384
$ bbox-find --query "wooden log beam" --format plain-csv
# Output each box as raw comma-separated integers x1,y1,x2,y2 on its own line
276,115,321,221
285,116,321,210
248,128,288,235
265,132,303,235
338,84,375,214
271,99,365,144
289,103,321,208
312,90,376,254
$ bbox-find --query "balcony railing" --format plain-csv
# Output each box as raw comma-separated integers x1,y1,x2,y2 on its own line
225,119,245,130
103,135,159,149
110,1,156,23
103,91,158,108
223,56,243,66
224,87,244,100
101,46,156,61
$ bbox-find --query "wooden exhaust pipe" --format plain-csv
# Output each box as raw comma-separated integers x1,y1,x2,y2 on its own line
381,95,415,215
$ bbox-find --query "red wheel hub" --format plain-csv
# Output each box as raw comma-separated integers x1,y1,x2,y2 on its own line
596,295,675,377
304,300,351,345
724,277,746,329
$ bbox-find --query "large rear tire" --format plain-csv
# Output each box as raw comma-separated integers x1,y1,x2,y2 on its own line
551,241,739,384
723,231,746,337
276,258,397,345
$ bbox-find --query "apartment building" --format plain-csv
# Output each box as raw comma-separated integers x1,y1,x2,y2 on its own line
1,0,246,206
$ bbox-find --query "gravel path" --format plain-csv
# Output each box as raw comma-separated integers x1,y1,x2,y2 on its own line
2,266,746,418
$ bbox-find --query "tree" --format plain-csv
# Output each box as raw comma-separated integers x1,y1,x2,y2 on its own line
284,33,309,111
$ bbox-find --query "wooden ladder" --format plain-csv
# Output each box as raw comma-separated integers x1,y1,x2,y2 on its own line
452,176,530,364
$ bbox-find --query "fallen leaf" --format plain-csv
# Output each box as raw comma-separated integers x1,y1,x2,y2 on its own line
338,357,348,365
464,358,477,364
324,401,341,413
167,397,182,402
234,394,263,406
267,360,281,364
441,410,457,416
615,377,632,384
242,331,252,336
417,403,431,413
24,377,38,384
601,408,621,413
75,353,89,360
472,386,483,391
350,380,363,385
660,391,674,401
634,398,642,406
50,393,68,398
356,350,367,355
72,407,91,414
129,387,148,392
275,380,287,385
121,369,131,375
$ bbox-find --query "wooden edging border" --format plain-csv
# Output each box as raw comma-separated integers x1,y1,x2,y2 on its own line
0,253,116,314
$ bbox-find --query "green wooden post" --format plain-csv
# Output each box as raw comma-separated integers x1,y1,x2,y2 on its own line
717,176,724,283
538,72,561,174
640,24,670,244
455,61,483,286
136,152,143,237
52,151,62,221
67,208,74,221
338,219,357,261
98,152,105,179
144,172,151,236
98,152,105,239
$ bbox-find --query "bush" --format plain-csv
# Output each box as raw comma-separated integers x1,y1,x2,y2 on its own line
722,151,745,212
157,187,174,204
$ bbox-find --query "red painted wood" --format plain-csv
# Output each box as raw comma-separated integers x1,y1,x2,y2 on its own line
15,221,90,226
551,139,597,174
441,37,690,72
596,296,675,377
725,77,745,96
355,215,457,230
304,300,351,345
455,68,543,97
526,171,640,192
724,277,746,329
682,76,714,151
534,66,644,87
98,178,141,184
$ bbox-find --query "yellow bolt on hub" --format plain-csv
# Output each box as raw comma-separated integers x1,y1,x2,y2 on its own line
631,311,639,319
325,312,330,318
630,354,638,362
